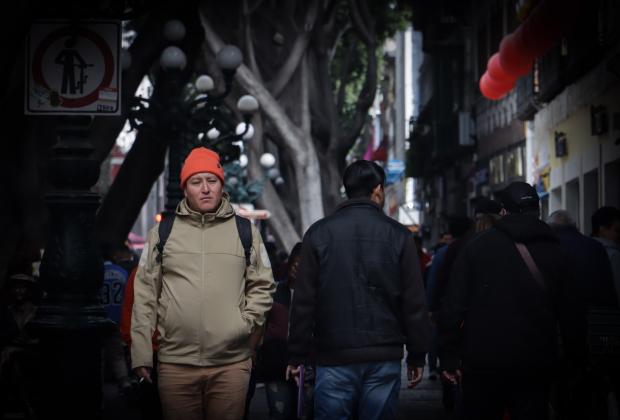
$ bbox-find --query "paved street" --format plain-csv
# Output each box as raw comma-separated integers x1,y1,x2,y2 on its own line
103,361,454,419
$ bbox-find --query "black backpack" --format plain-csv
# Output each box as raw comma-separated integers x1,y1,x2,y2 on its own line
155,213,252,267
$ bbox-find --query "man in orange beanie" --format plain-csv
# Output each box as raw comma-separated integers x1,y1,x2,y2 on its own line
131,147,275,420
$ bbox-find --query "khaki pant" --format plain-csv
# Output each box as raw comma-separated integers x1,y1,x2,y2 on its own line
158,359,252,420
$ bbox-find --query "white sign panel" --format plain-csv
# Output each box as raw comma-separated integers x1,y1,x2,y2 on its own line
26,21,121,115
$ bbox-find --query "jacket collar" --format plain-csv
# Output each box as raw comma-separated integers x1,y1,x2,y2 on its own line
176,192,235,225
336,198,383,212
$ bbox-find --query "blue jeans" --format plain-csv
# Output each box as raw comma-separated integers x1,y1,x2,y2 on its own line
314,360,401,420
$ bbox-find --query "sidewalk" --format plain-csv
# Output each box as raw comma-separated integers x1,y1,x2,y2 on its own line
396,362,454,420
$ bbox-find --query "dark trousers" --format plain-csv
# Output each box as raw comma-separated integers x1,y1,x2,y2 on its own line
461,372,550,420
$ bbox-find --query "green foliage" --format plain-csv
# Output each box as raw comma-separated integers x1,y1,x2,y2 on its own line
369,0,413,41
330,0,411,129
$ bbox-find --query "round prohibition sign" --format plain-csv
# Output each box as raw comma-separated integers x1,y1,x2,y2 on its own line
32,26,114,108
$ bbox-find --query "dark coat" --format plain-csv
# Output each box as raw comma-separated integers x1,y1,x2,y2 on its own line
553,225,618,308
288,199,430,367
439,214,587,374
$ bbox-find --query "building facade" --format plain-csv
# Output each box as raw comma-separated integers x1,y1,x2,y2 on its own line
408,0,620,241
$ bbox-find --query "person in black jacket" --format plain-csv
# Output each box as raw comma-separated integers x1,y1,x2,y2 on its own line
547,209,618,420
286,160,430,420
438,182,587,420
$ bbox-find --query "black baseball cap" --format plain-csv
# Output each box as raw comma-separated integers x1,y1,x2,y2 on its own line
474,198,502,215
499,182,540,214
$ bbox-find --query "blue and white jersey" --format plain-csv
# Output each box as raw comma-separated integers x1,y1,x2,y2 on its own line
101,261,128,324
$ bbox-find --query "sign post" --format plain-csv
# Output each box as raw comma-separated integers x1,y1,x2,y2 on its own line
26,21,121,115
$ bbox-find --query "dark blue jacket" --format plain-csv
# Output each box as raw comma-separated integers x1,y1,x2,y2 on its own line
553,225,618,308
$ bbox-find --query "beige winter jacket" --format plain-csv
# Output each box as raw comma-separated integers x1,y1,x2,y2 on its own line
130,194,275,368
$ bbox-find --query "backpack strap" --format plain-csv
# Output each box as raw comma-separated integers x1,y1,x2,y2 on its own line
156,213,176,264
235,215,252,267
155,212,251,267
514,242,547,292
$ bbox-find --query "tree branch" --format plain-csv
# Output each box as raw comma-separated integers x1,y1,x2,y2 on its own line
348,0,374,46
247,116,300,249
201,8,325,230
339,40,377,151
356,0,374,31
90,12,165,163
242,0,263,82
307,50,332,150
247,0,266,14
95,121,168,247
269,0,318,98
335,37,355,115
322,0,341,35
327,23,351,66
200,10,307,156
301,53,311,137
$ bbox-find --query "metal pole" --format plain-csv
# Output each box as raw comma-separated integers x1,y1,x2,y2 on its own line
163,74,187,213
29,116,114,420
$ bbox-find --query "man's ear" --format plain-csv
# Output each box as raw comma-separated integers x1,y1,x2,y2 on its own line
500,208,508,216
370,184,383,204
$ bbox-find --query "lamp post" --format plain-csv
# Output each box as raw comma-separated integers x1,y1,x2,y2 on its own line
127,21,257,214
30,116,115,420
158,44,189,212
128,20,277,214
224,150,284,204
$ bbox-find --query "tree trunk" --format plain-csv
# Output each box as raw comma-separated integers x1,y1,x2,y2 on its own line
247,115,301,250
199,10,324,232
96,5,204,247
95,128,168,247
319,152,345,213
90,14,167,164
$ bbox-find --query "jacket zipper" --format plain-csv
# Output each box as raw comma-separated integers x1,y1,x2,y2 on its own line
200,214,206,363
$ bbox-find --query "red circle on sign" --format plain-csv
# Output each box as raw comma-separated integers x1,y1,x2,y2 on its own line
32,26,115,108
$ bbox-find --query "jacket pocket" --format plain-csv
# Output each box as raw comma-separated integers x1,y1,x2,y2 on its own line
235,309,252,342
156,295,170,340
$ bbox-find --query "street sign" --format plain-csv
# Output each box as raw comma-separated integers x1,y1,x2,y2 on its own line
26,20,121,115
386,159,406,185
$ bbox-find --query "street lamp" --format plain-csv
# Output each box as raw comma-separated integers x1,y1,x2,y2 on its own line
126,20,255,212
224,149,284,204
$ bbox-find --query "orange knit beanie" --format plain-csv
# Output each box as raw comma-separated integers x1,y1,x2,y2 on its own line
180,147,225,188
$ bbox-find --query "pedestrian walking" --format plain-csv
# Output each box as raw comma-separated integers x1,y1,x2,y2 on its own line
591,206,620,304
430,199,500,411
425,216,472,387
547,209,618,420
253,243,302,420
588,206,620,419
286,160,431,420
438,181,587,420
101,246,133,396
0,273,41,419
130,147,275,420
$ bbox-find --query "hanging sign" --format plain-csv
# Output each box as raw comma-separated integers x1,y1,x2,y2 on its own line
26,20,121,115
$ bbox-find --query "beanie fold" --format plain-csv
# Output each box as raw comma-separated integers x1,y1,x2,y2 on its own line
180,147,225,188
